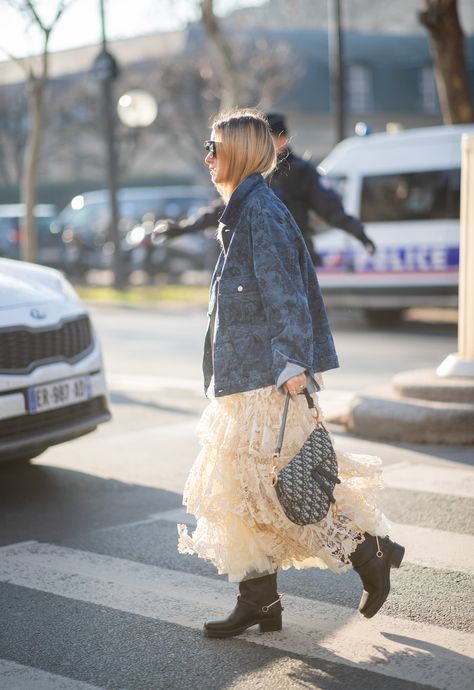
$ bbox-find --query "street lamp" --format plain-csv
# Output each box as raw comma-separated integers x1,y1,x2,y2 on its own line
328,0,346,144
117,90,158,128
92,0,124,290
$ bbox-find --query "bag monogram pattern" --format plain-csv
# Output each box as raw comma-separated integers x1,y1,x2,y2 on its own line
273,391,340,526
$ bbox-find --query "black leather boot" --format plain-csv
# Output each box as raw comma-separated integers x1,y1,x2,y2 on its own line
203,573,283,638
350,532,405,619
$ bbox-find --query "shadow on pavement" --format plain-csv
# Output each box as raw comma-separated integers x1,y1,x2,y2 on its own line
110,390,198,415
0,462,182,546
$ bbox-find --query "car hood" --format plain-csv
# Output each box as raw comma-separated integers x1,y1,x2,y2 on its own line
0,258,75,309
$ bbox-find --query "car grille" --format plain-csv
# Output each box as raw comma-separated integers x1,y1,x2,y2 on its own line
0,315,93,374
0,396,109,442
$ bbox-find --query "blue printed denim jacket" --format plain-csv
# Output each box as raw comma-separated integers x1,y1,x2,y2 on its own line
203,173,339,397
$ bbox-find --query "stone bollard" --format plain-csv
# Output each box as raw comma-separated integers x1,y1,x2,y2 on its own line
438,133,474,378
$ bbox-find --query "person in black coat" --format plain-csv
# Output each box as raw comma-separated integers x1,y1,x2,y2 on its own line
154,113,376,266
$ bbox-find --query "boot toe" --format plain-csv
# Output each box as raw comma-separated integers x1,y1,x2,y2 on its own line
359,587,390,618
202,620,239,638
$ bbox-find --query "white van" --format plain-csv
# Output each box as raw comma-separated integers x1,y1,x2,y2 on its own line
316,124,474,324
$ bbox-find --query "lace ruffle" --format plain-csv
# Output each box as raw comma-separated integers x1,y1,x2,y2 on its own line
178,385,390,582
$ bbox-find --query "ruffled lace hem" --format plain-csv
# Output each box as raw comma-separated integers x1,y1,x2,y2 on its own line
178,385,390,582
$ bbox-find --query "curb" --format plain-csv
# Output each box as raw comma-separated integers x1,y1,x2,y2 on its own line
347,387,474,445
393,368,474,404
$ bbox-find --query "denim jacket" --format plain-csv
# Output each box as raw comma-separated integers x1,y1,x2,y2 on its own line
203,173,339,397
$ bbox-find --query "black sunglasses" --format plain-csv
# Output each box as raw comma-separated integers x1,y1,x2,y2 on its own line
204,140,217,158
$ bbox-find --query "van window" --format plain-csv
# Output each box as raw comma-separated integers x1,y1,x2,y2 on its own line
360,169,460,222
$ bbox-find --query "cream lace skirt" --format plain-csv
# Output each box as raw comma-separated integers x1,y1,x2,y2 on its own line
178,385,390,582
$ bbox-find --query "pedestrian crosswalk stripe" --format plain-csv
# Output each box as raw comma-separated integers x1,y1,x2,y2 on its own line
389,522,474,574
148,506,474,574
0,659,102,690
0,541,472,690
382,461,474,499
107,373,203,393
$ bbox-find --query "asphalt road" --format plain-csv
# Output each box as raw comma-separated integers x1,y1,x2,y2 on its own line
1,306,473,690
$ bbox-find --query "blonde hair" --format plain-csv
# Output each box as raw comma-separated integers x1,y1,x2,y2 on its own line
212,108,277,201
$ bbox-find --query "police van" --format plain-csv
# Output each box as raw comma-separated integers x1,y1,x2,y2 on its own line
316,124,473,324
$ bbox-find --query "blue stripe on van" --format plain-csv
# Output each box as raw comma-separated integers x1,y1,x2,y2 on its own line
318,246,459,273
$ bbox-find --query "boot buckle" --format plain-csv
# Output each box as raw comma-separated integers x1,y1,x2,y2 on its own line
262,593,284,613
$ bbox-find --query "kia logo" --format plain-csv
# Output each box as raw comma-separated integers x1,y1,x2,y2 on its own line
30,308,47,320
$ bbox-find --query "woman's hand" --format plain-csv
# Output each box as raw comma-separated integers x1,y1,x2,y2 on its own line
283,372,307,401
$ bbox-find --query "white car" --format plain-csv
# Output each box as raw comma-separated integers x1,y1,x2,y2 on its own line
0,258,111,463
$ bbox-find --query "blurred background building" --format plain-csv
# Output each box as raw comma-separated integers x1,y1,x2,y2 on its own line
0,0,473,209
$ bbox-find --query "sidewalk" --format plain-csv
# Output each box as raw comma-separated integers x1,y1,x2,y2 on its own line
320,388,473,467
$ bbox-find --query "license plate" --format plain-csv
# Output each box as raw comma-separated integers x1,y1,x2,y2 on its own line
28,376,92,414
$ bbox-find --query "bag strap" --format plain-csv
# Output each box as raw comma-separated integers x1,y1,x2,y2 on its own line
273,388,319,461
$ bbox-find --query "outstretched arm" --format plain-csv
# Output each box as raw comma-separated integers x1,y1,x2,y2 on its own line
305,167,376,254
154,201,224,242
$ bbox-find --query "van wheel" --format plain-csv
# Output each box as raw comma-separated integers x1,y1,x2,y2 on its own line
364,308,404,327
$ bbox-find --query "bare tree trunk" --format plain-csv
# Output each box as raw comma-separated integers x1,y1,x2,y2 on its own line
21,75,44,261
419,0,474,124
5,0,72,262
200,0,242,109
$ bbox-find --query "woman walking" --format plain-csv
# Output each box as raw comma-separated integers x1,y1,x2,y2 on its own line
178,108,404,638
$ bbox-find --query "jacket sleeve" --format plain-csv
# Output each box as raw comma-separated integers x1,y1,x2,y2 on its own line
303,165,366,240
250,202,315,385
276,362,320,394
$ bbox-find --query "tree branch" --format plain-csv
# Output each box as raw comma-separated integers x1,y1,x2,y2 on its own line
24,0,46,32
200,0,242,109
0,44,33,78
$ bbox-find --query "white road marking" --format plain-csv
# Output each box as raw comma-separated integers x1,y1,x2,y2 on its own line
389,523,474,574
106,373,354,419
107,373,203,394
0,660,102,690
150,507,474,574
0,542,472,690
319,390,354,419
151,507,196,526
382,461,474,499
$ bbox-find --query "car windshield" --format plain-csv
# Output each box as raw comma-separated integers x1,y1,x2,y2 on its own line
57,201,106,227
56,192,210,237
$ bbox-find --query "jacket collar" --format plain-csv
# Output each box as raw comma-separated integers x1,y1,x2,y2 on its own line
219,173,265,227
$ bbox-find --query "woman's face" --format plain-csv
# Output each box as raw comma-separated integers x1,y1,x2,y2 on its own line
205,129,227,186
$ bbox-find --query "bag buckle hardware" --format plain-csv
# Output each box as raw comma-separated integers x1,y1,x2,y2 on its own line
271,452,280,486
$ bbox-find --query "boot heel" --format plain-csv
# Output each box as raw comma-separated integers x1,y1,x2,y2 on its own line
390,543,405,568
259,618,282,633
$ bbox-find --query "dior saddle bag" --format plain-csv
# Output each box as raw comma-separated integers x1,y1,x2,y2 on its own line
271,389,340,526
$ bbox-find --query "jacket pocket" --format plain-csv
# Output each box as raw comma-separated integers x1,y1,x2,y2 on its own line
218,274,265,328
218,273,259,295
